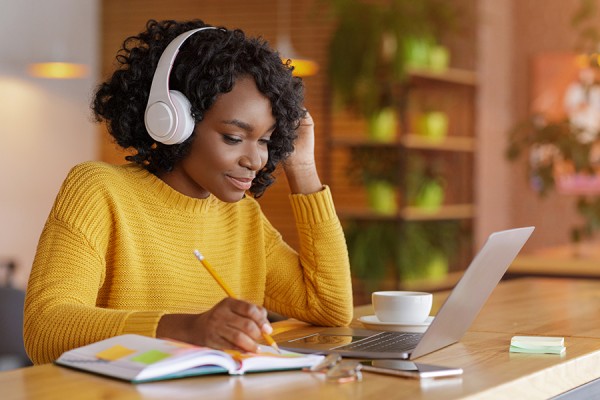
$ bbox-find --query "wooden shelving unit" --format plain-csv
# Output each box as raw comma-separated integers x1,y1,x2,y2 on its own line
331,135,476,152
339,204,475,221
327,68,478,301
407,67,478,85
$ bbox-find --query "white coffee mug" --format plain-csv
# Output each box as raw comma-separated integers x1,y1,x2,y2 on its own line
372,291,433,324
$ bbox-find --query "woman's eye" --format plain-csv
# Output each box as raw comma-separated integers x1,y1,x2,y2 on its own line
223,135,242,144
259,138,272,146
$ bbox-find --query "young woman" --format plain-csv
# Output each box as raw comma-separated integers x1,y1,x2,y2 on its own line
24,19,353,365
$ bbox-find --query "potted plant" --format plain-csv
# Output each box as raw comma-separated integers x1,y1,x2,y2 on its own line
417,111,449,142
345,149,455,292
405,154,446,212
345,219,462,293
347,149,447,215
325,0,461,292
325,0,458,137
326,0,456,217
507,117,600,242
347,146,400,215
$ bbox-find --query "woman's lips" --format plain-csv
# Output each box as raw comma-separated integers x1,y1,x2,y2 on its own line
227,175,253,191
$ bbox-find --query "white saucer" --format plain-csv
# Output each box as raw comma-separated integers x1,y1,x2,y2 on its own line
358,315,434,333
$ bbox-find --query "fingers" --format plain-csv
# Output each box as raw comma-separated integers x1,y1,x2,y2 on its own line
296,112,314,135
197,298,273,352
224,299,272,352
286,110,316,168
299,110,314,127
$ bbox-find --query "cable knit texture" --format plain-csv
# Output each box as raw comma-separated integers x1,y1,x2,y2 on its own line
24,161,353,364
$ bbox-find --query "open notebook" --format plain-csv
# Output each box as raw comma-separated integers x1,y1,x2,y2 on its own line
55,334,324,383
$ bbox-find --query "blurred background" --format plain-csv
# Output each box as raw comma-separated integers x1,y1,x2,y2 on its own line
2,0,600,302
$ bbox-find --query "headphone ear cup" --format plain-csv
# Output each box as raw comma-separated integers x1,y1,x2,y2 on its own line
145,28,218,145
166,90,195,144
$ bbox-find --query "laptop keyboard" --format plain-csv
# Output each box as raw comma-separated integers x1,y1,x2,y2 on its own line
333,331,423,353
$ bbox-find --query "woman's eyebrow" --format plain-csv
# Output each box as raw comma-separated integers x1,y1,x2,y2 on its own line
221,119,276,134
221,118,252,132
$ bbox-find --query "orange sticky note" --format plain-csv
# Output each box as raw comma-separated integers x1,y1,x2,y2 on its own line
96,345,136,361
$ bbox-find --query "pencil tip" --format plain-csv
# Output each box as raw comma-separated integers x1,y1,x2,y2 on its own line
193,249,203,260
270,341,281,353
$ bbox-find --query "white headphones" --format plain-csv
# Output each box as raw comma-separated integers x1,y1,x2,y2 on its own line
144,27,218,145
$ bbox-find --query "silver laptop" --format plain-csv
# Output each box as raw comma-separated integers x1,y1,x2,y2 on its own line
280,227,535,359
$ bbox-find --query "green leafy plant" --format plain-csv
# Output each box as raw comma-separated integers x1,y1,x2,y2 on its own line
396,221,459,280
345,146,400,214
325,0,462,288
345,221,399,286
347,148,445,209
345,220,462,290
405,153,446,208
347,146,401,185
506,119,594,195
325,0,458,120
506,115,600,242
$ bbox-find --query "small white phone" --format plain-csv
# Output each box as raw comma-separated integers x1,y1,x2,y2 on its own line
359,360,463,379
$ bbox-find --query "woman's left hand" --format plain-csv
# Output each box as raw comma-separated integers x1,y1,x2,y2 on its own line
283,111,323,194
285,111,316,170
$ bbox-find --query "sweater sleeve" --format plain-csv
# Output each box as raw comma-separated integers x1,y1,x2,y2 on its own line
263,186,353,326
23,165,168,365
24,217,165,365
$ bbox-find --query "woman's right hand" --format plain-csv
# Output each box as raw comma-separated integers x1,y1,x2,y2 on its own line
157,297,273,352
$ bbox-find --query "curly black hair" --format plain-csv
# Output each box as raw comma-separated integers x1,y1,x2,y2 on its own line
92,19,306,197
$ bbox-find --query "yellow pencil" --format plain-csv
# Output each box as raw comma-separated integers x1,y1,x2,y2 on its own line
193,249,281,353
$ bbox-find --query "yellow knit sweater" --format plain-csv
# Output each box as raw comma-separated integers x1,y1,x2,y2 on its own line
24,162,353,364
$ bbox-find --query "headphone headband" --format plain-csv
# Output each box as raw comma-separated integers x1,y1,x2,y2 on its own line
144,27,218,145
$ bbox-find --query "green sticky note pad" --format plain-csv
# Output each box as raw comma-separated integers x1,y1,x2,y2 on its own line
509,335,566,355
510,345,565,355
131,350,171,365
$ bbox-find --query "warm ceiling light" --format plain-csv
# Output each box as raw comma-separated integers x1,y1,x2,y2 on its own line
277,0,318,77
288,58,319,77
27,62,89,79
277,37,319,77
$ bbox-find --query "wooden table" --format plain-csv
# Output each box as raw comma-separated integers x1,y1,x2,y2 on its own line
4,277,600,400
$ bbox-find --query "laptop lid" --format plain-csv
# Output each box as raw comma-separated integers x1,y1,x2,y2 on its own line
409,226,534,358
279,227,535,359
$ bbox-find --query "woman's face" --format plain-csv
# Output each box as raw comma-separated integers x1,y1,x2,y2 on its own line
160,75,275,202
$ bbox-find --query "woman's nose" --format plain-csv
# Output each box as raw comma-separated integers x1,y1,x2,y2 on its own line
239,146,265,171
